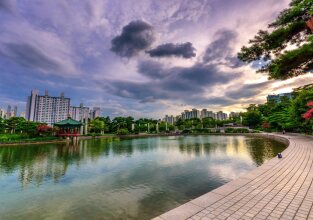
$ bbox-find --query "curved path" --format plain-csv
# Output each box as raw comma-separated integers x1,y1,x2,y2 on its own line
152,133,313,220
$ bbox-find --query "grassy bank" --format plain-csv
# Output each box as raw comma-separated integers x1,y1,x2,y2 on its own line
0,134,60,144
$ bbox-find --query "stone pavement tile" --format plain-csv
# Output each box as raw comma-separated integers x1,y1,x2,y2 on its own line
211,184,240,196
190,192,223,208
153,135,313,220
160,202,203,220
151,217,164,220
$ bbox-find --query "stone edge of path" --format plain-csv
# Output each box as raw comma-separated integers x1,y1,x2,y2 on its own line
151,133,291,220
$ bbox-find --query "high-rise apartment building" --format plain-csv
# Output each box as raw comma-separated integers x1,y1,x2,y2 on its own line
216,111,228,120
70,103,90,121
164,115,176,125
26,90,70,125
6,105,11,118
200,109,208,119
229,112,240,119
90,107,101,120
267,93,292,103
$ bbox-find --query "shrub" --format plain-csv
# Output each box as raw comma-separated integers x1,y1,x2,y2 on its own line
182,129,192,134
225,128,250,133
116,129,129,135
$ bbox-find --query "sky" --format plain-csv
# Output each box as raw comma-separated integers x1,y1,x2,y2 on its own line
0,0,312,119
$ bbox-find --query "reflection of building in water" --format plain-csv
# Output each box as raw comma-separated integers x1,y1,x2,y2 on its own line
11,139,115,187
19,154,67,187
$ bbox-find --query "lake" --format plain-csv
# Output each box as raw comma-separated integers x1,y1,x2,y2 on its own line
0,135,286,220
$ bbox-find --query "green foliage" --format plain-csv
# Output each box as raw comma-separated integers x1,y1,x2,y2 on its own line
238,0,313,79
267,40,313,79
202,117,217,128
291,84,313,132
116,128,129,135
225,128,250,133
90,118,107,133
241,84,313,134
0,134,58,143
242,110,263,129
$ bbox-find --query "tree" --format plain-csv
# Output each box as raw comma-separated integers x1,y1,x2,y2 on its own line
303,101,313,120
110,117,134,133
90,118,106,133
6,117,26,134
202,117,217,128
291,84,313,132
238,0,313,80
242,110,263,129
0,117,5,133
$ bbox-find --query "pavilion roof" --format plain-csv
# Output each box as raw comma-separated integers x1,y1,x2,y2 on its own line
54,117,82,127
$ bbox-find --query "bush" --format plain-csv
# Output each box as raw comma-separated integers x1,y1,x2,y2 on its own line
116,129,129,135
225,128,250,133
182,129,192,134
192,128,211,133
0,134,58,143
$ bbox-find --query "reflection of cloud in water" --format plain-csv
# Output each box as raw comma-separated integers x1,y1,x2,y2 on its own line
208,159,254,180
0,135,286,220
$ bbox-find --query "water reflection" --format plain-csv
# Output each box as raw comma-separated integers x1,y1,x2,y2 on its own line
0,135,286,220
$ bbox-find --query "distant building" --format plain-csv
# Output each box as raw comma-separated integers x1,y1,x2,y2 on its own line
229,112,240,119
70,103,90,121
90,107,101,120
26,90,70,125
164,115,175,125
216,111,228,120
181,109,200,120
267,93,293,103
6,105,11,118
181,108,229,121
201,109,217,119
208,111,216,119
200,109,208,119
13,106,17,117
20,112,26,119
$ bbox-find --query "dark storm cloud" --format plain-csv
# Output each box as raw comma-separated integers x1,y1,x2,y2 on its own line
1,43,62,72
137,60,166,79
110,20,155,58
105,61,241,103
225,81,272,100
0,0,15,13
105,28,247,104
203,29,244,67
147,42,196,58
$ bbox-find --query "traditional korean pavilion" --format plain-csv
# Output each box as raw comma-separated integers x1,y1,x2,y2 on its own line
54,116,82,137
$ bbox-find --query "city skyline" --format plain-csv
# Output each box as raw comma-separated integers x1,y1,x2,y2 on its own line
1,0,313,119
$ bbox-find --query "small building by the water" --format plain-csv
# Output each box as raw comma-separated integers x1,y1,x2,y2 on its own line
54,117,82,137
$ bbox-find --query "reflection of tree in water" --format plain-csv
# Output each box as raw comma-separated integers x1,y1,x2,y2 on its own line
177,136,226,156
246,138,286,166
0,138,119,186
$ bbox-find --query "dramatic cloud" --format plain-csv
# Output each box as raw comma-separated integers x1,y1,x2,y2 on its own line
203,29,244,67
105,60,241,104
111,20,155,58
0,0,299,118
0,0,15,13
147,42,196,58
225,81,273,100
1,43,63,73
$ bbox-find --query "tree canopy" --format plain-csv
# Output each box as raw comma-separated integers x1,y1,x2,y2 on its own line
238,0,313,80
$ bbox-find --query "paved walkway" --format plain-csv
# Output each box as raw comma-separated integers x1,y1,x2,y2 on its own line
152,134,313,220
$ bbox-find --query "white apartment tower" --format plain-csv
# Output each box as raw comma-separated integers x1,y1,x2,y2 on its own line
70,103,90,121
26,90,70,125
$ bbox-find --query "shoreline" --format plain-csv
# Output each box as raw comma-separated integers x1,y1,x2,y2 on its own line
152,133,312,220
0,132,289,147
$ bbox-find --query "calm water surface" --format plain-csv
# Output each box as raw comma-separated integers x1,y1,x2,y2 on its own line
0,135,286,220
